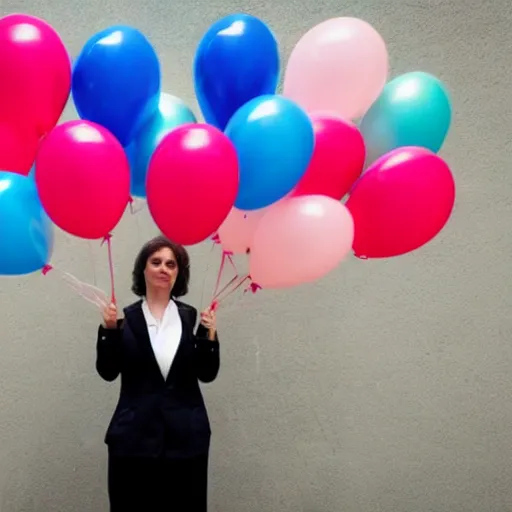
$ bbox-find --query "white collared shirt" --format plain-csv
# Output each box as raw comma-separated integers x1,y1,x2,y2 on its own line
141,298,182,380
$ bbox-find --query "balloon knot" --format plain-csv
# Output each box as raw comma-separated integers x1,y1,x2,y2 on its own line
244,278,261,294
101,233,113,246
41,264,53,275
222,249,233,256
210,300,218,312
211,233,220,244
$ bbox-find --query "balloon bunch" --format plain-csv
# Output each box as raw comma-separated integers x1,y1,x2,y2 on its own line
213,16,455,290
0,12,455,297
0,14,69,275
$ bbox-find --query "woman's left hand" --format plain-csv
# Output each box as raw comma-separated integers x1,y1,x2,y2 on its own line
200,307,216,332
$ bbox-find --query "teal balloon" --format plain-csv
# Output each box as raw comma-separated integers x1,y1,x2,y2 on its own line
0,171,53,275
360,71,451,165
127,93,197,197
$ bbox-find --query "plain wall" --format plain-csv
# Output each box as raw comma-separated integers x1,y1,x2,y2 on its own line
1,0,511,510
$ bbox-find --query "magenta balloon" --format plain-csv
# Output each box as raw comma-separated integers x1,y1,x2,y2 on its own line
291,114,365,200
0,14,71,137
346,146,455,258
147,123,239,245
35,121,130,239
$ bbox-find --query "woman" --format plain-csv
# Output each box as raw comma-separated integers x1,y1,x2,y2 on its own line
96,235,219,512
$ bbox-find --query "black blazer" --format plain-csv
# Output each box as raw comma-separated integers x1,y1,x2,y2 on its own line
96,299,220,460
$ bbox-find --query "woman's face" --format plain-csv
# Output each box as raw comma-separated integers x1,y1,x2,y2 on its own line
144,247,179,294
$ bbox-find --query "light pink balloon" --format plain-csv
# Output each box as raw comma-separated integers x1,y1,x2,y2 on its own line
283,17,388,120
217,196,289,254
217,207,266,254
249,195,354,289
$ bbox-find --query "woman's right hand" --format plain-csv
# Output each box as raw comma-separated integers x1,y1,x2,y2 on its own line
102,303,118,329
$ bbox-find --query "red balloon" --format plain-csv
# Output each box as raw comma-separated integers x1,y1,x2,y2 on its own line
147,123,239,245
35,121,130,239
346,147,455,258
0,123,39,174
292,114,365,199
0,14,71,137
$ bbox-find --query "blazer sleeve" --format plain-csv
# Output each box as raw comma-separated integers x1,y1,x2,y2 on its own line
192,309,220,384
96,319,123,382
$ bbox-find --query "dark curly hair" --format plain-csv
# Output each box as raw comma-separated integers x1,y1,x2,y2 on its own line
131,235,190,298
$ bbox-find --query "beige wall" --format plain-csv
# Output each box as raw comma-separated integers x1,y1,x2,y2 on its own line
1,0,511,510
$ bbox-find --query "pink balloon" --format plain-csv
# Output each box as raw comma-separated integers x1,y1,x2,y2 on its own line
147,124,239,245
35,121,130,239
249,195,354,289
217,196,290,254
292,114,365,200
283,17,388,120
345,147,455,258
217,207,266,254
0,14,71,137
0,123,39,175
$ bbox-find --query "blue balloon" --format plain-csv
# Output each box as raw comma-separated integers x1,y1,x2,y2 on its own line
194,13,279,131
0,171,53,275
225,95,314,210
126,93,197,198
72,25,161,146
360,71,452,165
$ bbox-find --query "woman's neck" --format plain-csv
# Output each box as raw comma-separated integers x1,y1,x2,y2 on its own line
145,289,171,321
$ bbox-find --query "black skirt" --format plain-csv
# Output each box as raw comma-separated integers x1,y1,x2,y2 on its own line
108,453,208,512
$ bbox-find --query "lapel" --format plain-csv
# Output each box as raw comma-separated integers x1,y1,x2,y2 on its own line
123,300,194,385
166,302,195,383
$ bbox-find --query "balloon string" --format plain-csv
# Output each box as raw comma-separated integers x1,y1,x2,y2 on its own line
209,244,241,310
41,264,109,309
211,251,225,300
211,250,236,299
101,234,116,305
211,274,261,310
213,274,240,302
210,233,222,299
216,275,250,302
